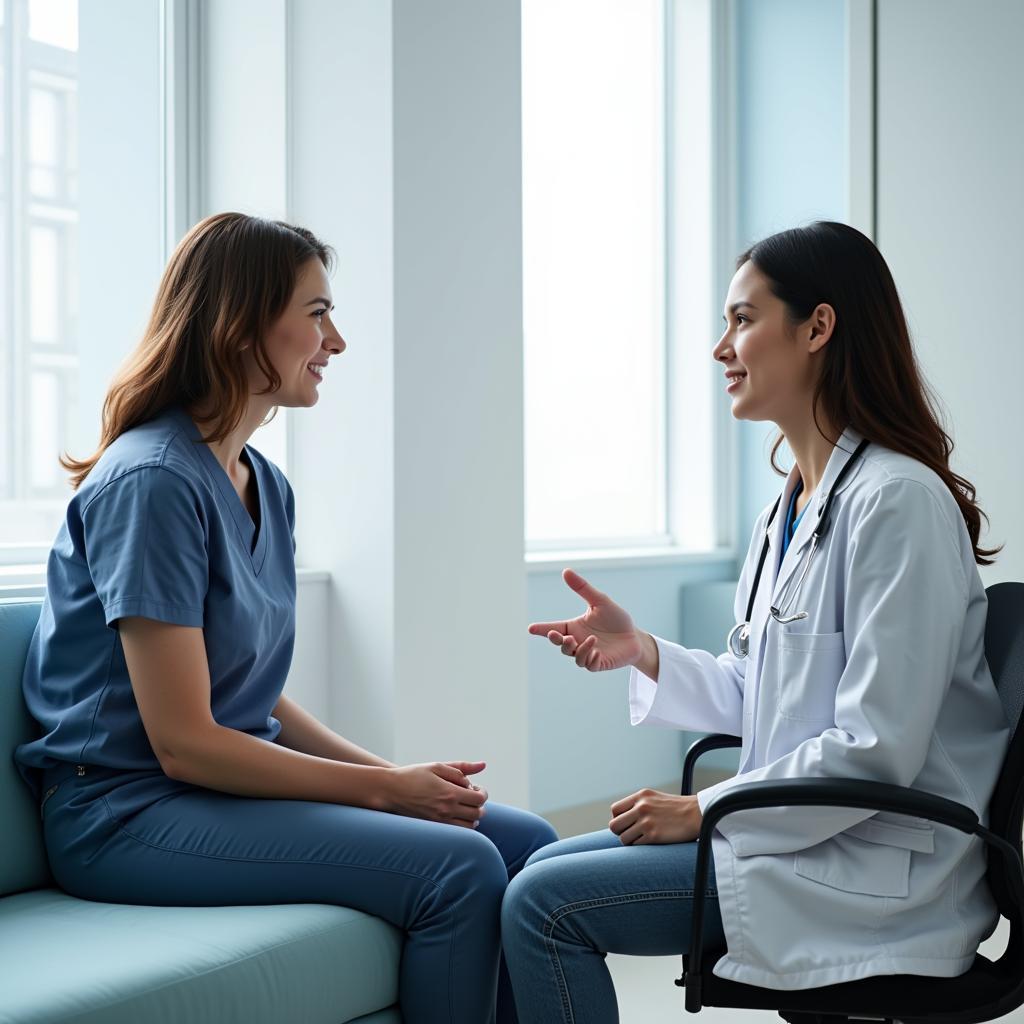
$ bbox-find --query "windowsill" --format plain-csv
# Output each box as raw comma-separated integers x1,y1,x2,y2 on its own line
525,545,736,573
0,565,332,600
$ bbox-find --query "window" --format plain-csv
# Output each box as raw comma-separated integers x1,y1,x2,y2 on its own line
0,0,289,568
1,0,79,549
522,0,723,556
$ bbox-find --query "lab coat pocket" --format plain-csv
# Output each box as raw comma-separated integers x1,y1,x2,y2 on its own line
794,831,911,898
777,630,846,722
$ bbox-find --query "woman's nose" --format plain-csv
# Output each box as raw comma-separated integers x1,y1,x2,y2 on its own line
325,321,346,355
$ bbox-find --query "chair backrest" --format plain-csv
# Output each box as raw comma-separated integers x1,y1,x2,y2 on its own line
0,599,50,896
981,582,1024,921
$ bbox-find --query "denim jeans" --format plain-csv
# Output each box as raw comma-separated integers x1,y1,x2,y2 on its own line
501,828,726,1023
41,765,557,1024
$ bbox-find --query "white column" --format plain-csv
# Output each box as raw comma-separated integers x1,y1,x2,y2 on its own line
391,0,528,805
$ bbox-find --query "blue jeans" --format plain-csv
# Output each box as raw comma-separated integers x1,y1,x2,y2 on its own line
41,765,557,1024
501,829,726,1023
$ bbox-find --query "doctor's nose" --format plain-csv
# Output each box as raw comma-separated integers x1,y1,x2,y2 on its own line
712,332,733,363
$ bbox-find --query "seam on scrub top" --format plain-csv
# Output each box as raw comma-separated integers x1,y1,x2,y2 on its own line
77,632,119,766
80,461,192,518
542,889,719,1024
103,597,204,620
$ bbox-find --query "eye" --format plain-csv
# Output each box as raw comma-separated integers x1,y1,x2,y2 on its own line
735,313,749,324
312,308,328,319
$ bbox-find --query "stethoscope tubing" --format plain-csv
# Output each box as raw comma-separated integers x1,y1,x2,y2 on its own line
727,438,870,660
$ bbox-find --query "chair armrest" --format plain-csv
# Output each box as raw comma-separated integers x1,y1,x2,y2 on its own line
681,734,742,795
684,777,1024,1013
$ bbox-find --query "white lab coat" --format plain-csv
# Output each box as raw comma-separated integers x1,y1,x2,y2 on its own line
629,426,1009,990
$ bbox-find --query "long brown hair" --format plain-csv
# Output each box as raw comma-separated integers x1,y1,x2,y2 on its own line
740,221,999,566
63,212,334,489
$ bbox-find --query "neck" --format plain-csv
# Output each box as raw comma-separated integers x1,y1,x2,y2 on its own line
780,410,842,497
187,397,272,475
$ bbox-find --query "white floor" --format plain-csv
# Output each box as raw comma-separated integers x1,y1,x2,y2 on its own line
605,918,1021,1024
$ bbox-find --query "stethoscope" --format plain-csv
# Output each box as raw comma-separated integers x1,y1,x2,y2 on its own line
726,438,870,659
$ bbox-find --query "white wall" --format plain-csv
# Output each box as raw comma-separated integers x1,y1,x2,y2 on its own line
876,0,1024,585
284,0,531,806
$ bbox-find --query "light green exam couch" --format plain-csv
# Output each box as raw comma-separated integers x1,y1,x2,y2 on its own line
0,599,402,1024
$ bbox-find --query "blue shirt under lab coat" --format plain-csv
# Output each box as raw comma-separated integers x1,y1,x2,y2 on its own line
16,406,297,803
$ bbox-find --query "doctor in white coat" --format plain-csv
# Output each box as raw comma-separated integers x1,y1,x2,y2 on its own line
501,221,1009,1021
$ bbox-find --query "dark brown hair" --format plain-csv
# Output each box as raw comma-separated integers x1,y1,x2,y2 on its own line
63,212,334,489
739,220,998,565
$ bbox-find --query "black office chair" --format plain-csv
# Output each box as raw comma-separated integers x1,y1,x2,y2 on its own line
677,580,1024,1024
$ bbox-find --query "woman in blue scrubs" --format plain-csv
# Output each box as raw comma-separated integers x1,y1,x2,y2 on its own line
16,212,556,1024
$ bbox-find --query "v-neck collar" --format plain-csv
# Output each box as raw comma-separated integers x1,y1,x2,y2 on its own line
169,407,269,575
769,425,866,594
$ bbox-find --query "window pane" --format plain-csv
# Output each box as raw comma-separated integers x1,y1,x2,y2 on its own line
522,0,666,546
29,0,78,51
30,224,60,342
30,373,60,490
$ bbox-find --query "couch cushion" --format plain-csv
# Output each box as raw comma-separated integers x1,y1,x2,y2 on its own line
0,599,49,896
0,888,402,1024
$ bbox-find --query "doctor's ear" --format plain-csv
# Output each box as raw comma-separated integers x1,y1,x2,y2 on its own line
805,302,836,354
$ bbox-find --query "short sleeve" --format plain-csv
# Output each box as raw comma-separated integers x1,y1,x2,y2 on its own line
82,467,209,628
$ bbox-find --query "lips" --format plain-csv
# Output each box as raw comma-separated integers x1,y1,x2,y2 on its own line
725,371,747,392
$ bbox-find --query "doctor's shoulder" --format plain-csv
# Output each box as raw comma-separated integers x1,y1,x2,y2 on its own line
843,445,973,555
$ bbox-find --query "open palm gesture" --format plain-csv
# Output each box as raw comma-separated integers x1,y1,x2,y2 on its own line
528,569,642,672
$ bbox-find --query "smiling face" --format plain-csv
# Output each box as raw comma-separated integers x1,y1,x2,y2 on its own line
250,257,345,407
712,260,832,430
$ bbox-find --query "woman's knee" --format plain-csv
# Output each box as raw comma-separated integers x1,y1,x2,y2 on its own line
443,826,509,903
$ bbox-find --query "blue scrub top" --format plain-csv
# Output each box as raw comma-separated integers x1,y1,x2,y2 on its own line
16,406,297,799
779,479,806,565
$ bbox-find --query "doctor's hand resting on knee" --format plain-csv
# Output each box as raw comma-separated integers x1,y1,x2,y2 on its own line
503,221,1009,1024
16,212,556,1024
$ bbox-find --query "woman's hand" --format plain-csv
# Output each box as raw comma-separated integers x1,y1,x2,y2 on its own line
381,761,488,828
609,789,703,845
528,568,647,672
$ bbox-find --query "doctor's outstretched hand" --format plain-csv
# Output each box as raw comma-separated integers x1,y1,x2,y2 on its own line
528,569,658,678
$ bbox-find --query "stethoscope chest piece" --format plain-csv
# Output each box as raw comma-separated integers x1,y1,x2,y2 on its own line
727,621,751,659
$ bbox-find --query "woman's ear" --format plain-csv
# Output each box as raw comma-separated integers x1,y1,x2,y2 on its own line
806,302,836,354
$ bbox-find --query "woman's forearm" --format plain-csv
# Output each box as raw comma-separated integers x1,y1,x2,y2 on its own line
164,720,394,806
272,694,395,768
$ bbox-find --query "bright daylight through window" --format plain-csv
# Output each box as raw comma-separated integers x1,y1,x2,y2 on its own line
522,0,667,551
1,0,78,554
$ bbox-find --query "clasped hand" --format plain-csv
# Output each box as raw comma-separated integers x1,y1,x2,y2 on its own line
384,761,489,829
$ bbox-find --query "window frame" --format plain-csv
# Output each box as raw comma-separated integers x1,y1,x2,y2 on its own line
523,0,738,567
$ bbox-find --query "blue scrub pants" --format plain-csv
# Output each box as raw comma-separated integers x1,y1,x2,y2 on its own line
41,766,558,1024
501,829,726,1023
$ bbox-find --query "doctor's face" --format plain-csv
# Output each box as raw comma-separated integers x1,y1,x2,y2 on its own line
712,261,820,427
251,257,346,408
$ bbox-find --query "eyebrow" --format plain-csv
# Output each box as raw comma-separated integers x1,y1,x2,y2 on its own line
722,301,757,321
304,296,334,308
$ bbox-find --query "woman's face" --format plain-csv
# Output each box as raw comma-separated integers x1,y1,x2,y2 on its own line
712,260,829,427
251,257,345,407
